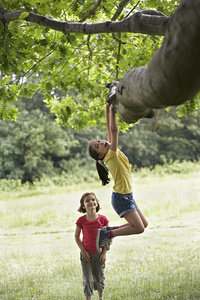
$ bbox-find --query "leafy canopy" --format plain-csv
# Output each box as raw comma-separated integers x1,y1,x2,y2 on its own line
0,0,182,129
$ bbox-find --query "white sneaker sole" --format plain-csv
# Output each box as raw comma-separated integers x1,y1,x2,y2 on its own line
96,229,102,253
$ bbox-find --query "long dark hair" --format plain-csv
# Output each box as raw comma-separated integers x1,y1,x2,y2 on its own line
78,192,100,213
88,141,110,186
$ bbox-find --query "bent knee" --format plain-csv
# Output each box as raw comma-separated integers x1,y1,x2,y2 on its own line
138,226,145,234
144,221,148,228
132,224,145,234
140,221,148,232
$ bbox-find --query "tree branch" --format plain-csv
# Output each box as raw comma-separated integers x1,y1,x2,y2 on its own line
116,33,122,78
1,9,169,36
111,0,131,21
124,1,140,19
79,0,103,23
87,34,92,60
110,0,200,124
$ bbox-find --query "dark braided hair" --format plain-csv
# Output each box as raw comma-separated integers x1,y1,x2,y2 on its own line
88,141,110,186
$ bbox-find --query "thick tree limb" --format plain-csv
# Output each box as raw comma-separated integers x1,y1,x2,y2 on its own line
1,9,169,36
109,0,200,124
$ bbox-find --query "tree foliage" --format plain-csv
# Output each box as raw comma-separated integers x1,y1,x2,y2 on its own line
120,108,200,168
0,91,200,182
0,96,78,182
2,0,196,129
1,0,200,183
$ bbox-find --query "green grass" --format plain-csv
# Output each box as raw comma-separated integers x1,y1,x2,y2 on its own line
0,166,200,299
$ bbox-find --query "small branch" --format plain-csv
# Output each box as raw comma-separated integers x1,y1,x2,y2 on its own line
79,0,103,23
25,51,53,80
116,33,122,78
111,0,135,45
112,33,126,44
124,1,140,18
87,34,92,60
0,6,6,24
111,0,130,21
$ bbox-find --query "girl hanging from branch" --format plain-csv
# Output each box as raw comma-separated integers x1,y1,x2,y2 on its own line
89,103,148,252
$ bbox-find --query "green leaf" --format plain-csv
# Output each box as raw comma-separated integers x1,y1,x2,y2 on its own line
1,76,11,85
19,12,30,20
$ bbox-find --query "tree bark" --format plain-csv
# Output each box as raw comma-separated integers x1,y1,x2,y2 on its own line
110,0,200,124
0,9,169,36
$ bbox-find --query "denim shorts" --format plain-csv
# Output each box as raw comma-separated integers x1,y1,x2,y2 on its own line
111,192,138,218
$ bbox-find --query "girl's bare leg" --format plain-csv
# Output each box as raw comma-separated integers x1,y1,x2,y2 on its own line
98,291,103,299
112,208,148,237
136,207,148,228
85,296,92,300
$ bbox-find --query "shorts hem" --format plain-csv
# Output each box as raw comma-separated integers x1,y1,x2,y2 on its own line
119,208,137,218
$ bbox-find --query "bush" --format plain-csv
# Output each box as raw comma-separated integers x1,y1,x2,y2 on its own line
0,160,199,193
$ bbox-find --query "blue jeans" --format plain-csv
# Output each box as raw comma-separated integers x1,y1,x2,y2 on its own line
111,192,138,218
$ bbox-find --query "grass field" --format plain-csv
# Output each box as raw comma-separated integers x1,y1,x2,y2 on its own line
0,169,200,299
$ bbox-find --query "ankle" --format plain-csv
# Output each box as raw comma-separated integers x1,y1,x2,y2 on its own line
110,230,114,238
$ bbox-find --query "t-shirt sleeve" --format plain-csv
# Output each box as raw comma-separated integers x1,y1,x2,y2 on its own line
100,215,109,226
104,216,109,226
76,216,83,228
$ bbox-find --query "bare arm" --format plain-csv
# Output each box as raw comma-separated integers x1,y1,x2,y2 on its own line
74,225,91,262
100,246,107,264
110,105,118,152
106,103,111,143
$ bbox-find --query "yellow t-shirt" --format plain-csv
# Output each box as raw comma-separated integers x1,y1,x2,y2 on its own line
103,149,132,194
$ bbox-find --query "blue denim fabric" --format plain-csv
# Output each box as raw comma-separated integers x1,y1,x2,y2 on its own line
111,192,138,218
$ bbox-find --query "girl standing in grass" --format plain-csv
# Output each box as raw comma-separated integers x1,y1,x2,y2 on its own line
75,192,113,300
89,103,148,252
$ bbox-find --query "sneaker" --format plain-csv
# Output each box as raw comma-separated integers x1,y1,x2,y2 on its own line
104,235,113,251
103,226,116,231
96,229,112,253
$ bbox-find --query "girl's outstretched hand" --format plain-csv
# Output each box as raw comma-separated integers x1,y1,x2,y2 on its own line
81,249,91,263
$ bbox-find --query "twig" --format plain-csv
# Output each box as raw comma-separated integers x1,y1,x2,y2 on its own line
124,0,140,18
79,0,103,23
112,33,126,44
116,33,122,78
111,0,130,21
87,34,92,60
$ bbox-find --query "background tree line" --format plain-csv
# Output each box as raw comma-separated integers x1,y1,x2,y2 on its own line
1,91,200,183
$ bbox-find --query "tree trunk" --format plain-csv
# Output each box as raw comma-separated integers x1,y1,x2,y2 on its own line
110,0,200,124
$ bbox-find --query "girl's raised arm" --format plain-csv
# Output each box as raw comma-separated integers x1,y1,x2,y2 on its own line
106,103,111,143
110,105,118,152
